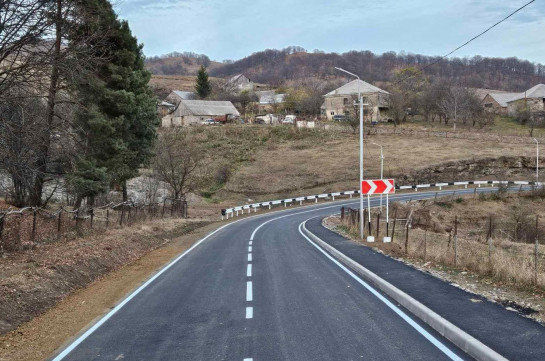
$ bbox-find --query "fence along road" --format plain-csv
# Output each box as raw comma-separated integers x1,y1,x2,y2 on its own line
51,186,544,361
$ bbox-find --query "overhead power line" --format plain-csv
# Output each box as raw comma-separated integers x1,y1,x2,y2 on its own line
393,0,536,86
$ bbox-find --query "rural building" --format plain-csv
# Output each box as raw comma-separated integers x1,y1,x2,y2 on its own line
224,74,254,93
482,92,520,115
161,99,240,127
157,101,175,117
321,79,389,122
165,90,196,105
255,90,287,112
506,84,545,116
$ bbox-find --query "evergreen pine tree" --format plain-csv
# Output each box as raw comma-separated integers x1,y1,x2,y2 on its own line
71,0,158,203
195,65,212,99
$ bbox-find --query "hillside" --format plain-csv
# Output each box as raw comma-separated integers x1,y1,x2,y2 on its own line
148,74,222,99
204,47,545,91
145,51,223,76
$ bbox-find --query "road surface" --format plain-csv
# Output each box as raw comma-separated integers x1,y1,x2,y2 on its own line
51,188,543,361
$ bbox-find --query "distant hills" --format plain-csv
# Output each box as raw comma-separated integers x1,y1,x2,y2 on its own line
145,47,545,92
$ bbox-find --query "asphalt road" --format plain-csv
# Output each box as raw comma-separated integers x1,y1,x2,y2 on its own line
51,188,539,361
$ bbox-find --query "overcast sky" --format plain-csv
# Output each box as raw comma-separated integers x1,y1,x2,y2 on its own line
116,0,544,63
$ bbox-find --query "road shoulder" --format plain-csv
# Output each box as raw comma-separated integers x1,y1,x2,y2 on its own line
304,216,545,361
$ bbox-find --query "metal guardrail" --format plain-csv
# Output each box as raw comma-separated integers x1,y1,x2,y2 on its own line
220,180,544,219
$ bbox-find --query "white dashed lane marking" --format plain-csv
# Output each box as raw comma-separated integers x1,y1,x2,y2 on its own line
246,307,253,319
246,281,253,302
247,263,252,277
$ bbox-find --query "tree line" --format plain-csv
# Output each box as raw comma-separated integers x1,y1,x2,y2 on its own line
0,0,157,208
210,47,545,91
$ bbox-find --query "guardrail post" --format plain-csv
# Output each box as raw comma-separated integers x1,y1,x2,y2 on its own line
376,213,380,238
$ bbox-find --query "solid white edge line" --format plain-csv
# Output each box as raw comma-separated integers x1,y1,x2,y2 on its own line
247,263,252,277
246,281,253,302
248,188,499,242
246,307,253,319
297,221,464,361
51,220,240,361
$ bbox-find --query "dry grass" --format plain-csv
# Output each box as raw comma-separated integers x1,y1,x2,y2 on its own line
224,129,538,200
332,193,545,294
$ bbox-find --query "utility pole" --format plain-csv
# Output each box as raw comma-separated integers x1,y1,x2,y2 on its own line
335,67,365,240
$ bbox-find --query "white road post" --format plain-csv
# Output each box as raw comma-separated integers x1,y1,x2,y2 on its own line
335,67,365,240
534,138,539,182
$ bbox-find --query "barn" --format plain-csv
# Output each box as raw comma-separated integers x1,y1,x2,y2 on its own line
161,99,240,127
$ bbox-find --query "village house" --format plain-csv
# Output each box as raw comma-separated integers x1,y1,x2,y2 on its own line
321,79,390,122
506,84,545,116
165,90,196,105
224,74,254,93
482,84,545,116
482,92,520,115
161,99,240,127
255,90,287,113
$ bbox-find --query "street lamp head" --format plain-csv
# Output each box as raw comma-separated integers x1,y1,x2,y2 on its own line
334,67,360,80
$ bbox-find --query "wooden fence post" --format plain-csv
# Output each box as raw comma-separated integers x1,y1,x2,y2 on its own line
120,206,124,226
341,207,345,222
162,200,166,218
488,215,493,259
0,214,5,249
534,215,539,285
405,220,409,255
31,209,37,242
106,208,110,228
57,209,62,239
376,213,380,238
454,216,459,267
424,229,427,261
391,209,398,242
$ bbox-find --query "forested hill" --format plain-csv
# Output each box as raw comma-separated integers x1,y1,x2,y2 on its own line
207,47,545,91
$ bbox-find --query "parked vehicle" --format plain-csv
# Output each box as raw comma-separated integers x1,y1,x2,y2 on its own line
332,114,347,122
201,118,216,125
282,115,297,124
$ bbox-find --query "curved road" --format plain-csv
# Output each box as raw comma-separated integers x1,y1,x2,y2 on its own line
51,188,539,361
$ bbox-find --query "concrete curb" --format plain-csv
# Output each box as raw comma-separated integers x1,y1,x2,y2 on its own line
301,221,509,361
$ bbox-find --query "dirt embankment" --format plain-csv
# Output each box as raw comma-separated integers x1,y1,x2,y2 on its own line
400,156,543,184
0,218,212,336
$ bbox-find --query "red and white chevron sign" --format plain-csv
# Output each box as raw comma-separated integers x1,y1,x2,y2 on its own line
361,179,395,195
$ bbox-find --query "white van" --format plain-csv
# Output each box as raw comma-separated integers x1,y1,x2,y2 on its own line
282,115,297,124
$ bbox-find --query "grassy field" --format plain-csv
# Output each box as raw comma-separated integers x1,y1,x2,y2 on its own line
213,124,540,203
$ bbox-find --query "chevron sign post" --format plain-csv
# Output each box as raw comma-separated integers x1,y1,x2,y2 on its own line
361,179,395,195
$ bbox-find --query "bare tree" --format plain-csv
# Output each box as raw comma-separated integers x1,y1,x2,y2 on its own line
152,129,209,201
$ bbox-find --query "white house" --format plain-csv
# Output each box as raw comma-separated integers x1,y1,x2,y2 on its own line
321,79,390,121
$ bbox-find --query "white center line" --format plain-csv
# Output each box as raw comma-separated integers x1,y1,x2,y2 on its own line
246,281,253,301
249,241,252,245
247,263,252,277
246,307,253,319
248,253,252,262
248,245,252,253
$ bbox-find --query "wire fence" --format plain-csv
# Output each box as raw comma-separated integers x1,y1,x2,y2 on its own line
340,205,545,289
0,198,188,253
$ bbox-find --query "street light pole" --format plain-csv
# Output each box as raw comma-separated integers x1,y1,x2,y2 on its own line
372,143,384,211
335,67,364,240
534,138,539,182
